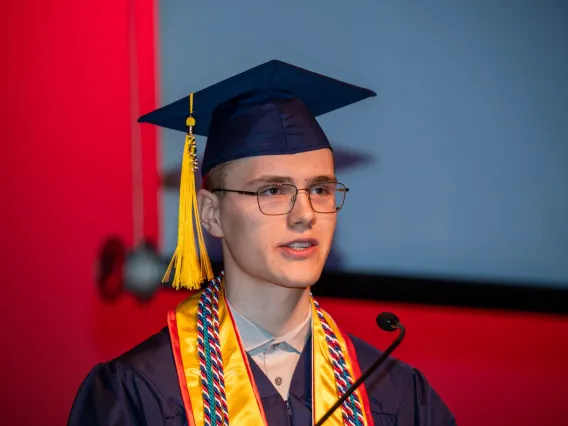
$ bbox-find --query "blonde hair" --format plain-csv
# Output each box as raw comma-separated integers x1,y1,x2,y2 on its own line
201,161,234,193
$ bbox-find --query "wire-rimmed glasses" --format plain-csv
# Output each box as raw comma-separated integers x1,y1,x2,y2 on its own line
212,181,349,215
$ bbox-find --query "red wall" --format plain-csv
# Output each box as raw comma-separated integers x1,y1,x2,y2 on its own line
2,2,568,426
1,1,183,425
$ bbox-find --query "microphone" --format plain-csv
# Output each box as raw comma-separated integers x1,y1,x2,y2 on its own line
314,312,406,426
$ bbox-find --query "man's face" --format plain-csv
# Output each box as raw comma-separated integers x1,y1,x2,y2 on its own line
211,148,338,289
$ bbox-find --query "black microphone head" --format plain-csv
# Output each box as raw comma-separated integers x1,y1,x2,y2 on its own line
376,312,400,332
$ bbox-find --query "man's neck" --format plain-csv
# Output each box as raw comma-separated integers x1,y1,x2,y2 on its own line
223,271,312,337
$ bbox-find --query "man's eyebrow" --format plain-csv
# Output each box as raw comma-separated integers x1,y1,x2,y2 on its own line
308,175,337,184
245,175,294,186
245,174,337,186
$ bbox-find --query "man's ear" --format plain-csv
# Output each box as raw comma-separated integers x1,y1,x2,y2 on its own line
198,189,224,238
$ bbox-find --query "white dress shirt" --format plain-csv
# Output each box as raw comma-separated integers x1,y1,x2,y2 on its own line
227,301,312,400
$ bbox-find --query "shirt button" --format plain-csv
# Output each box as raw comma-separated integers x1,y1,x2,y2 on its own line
275,377,283,386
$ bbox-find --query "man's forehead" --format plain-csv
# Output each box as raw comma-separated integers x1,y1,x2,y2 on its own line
228,150,335,179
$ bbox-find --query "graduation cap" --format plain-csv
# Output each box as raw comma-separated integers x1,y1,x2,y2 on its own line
139,59,376,290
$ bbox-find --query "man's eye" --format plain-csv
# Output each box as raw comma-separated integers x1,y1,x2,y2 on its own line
310,183,335,195
259,186,284,196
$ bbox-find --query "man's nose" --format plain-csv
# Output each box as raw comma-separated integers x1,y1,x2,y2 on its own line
288,189,316,226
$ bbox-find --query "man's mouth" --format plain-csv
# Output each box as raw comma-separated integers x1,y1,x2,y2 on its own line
280,239,319,251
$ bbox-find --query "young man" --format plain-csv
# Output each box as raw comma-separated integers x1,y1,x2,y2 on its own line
69,60,456,425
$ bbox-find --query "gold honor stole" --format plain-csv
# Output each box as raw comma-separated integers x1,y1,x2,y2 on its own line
168,285,374,425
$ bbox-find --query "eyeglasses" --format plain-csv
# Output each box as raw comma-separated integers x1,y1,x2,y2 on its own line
212,181,349,215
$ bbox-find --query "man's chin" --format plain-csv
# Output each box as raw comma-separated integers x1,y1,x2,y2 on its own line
274,269,323,289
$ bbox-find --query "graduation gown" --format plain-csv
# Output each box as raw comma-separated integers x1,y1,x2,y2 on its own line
68,327,456,425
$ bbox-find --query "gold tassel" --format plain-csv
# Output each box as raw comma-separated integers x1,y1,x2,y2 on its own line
163,93,214,290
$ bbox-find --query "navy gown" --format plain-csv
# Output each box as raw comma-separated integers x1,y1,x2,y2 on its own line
68,327,456,425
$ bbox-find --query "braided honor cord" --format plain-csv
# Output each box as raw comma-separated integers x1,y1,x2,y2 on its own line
196,273,229,425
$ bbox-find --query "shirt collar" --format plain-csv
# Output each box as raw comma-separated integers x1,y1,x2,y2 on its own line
227,300,312,354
